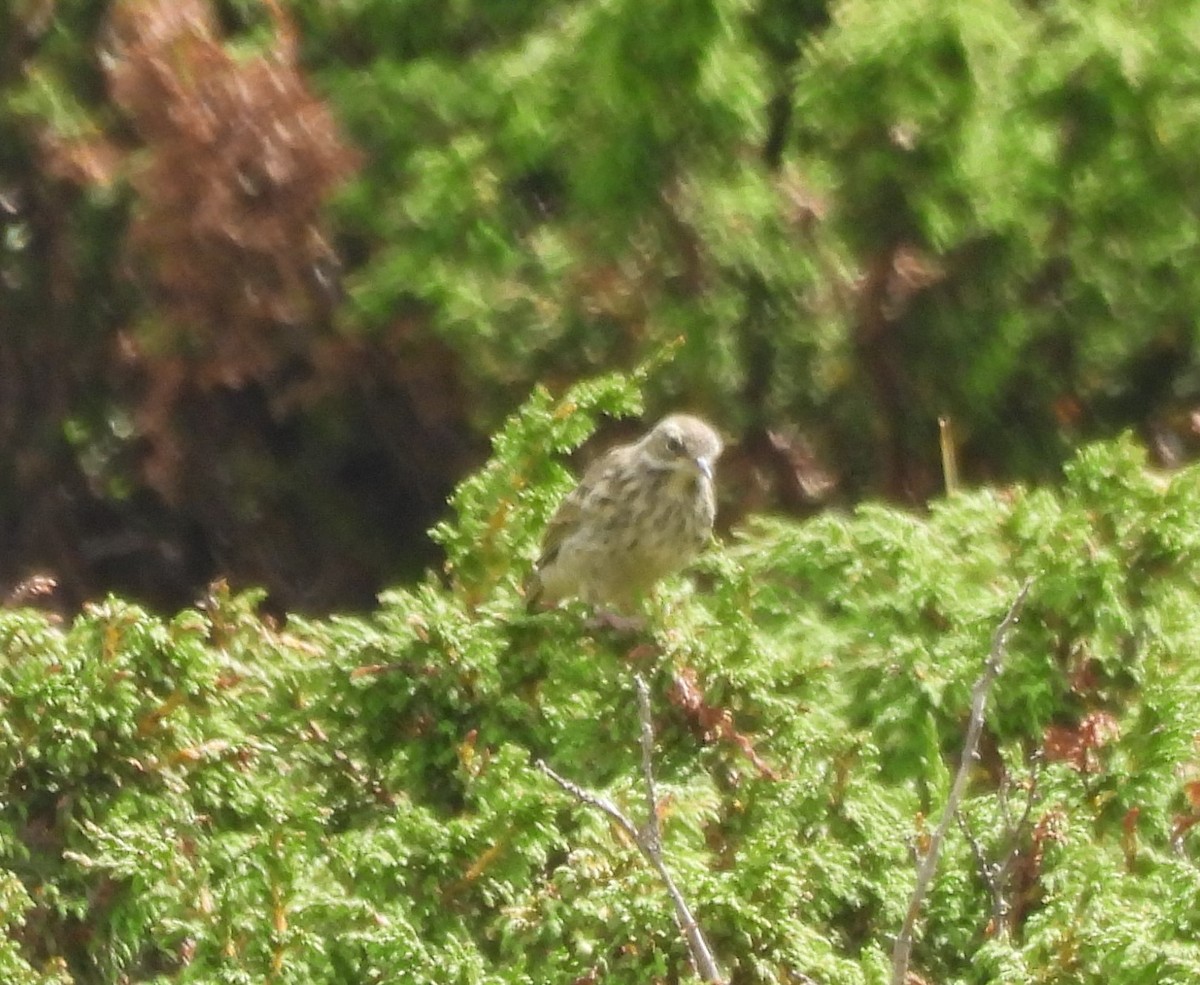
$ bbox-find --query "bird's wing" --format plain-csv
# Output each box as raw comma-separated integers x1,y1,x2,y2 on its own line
535,491,582,570
535,446,626,569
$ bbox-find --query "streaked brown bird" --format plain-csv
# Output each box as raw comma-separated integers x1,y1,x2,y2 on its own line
526,414,723,612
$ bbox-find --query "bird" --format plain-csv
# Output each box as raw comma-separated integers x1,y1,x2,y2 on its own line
525,413,723,613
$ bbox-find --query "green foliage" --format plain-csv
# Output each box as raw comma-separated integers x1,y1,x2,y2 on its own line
4,365,1200,982
316,0,1200,496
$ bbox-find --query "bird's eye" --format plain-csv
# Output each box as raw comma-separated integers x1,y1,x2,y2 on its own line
665,434,684,454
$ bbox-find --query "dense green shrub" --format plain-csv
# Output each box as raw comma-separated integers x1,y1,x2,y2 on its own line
4,373,1200,983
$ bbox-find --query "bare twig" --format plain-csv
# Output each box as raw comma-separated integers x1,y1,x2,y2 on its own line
890,577,1033,985
536,759,641,844
994,755,1043,937
996,762,1014,832
536,674,725,983
1008,756,1043,860
634,676,722,981
955,752,1044,940
636,675,662,853
955,808,1004,931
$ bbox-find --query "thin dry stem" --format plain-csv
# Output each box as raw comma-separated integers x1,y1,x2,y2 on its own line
938,415,959,494
536,674,724,983
890,577,1033,985
957,754,1044,938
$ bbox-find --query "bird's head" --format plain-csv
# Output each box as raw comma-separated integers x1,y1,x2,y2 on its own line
640,414,723,480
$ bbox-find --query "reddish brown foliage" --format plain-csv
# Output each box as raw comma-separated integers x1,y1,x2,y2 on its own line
105,0,357,359
98,0,364,521
2,0,477,614
999,806,1068,932
1171,812,1200,845
1029,808,1068,868
36,130,121,188
1042,710,1120,773
1170,752,1200,848
667,667,780,780
104,0,358,445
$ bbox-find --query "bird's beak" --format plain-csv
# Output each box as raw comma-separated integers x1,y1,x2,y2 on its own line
695,456,714,481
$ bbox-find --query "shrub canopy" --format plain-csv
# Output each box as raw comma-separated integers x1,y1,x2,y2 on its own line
3,376,1200,983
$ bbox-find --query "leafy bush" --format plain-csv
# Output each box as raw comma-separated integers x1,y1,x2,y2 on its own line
4,371,1200,983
